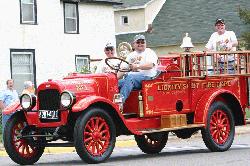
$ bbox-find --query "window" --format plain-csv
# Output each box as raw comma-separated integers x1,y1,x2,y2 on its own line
10,49,36,94
121,16,128,25
20,0,37,24
75,55,90,73
64,2,79,33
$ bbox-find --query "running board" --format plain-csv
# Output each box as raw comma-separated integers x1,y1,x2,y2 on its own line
139,124,205,134
46,142,74,147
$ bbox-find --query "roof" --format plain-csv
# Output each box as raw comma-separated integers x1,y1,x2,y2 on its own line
69,0,122,5
116,0,250,47
114,0,151,9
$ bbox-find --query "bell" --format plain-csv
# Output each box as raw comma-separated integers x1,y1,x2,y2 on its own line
180,33,194,48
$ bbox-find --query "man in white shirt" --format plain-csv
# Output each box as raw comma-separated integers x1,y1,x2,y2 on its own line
205,18,238,74
95,43,116,73
0,79,19,133
118,34,158,103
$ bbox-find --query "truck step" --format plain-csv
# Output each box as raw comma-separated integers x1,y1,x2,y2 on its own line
139,124,205,134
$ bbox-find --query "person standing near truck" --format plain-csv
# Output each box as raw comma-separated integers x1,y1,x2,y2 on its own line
0,79,19,133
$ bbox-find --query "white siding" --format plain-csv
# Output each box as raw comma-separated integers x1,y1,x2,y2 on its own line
0,0,116,90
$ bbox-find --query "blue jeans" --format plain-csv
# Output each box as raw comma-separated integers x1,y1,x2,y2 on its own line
2,113,12,134
118,73,152,103
207,60,235,75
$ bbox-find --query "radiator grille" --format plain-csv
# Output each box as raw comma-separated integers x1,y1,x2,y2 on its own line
38,89,60,110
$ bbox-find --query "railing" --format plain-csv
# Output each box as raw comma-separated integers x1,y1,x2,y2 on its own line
178,51,250,77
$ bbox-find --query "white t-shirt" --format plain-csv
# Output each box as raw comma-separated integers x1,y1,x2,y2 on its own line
125,48,158,77
95,59,110,73
205,31,237,62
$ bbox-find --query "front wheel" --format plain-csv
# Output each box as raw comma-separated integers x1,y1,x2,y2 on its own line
201,101,235,152
3,113,45,165
74,107,116,164
135,132,168,154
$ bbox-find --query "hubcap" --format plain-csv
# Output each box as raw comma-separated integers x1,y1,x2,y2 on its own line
84,116,110,156
210,110,230,144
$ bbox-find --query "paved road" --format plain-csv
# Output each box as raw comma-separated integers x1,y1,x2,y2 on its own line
1,125,250,165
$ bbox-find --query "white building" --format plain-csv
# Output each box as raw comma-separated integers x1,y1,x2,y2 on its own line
0,0,121,93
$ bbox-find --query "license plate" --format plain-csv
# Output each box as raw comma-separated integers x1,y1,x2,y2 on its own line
39,110,58,119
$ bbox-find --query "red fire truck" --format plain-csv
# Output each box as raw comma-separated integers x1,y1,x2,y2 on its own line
3,50,250,165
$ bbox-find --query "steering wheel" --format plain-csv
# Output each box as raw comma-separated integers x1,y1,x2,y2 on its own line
105,57,131,72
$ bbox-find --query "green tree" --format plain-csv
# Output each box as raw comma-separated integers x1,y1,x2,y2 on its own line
239,8,250,49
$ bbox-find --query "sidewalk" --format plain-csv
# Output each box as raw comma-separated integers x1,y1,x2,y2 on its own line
1,123,250,156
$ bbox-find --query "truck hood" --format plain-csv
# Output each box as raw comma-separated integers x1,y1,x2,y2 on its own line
37,73,118,98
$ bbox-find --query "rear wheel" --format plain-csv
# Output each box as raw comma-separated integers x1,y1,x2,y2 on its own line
201,101,235,152
74,107,116,164
135,132,168,154
3,113,45,165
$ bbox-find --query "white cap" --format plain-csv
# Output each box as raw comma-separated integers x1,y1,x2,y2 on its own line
105,42,114,48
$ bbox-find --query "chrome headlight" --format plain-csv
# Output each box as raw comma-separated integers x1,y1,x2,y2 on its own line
60,91,75,108
20,94,36,110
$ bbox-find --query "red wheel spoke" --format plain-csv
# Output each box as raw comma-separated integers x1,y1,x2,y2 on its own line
86,124,93,132
90,119,95,129
96,142,100,154
16,142,23,150
91,143,96,154
98,140,105,149
84,137,93,143
98,122,105,131
95,118,100,130
210,120,216,126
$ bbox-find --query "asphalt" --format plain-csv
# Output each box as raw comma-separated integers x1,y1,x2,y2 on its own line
0,123,250,156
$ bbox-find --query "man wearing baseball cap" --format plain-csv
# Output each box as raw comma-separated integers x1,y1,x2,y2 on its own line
205,18,238,74
117,34,158,104
95,42,116,73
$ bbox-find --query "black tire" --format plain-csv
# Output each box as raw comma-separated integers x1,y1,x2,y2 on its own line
3,113,45,165
74,107,116,164
135,132,168,154
201,101,235,152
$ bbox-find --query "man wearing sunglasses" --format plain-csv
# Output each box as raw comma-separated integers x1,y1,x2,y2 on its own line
205,18,238,74
95,43,116,73
118,34,158,104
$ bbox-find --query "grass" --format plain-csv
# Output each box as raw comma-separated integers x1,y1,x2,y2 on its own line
246,110,250,119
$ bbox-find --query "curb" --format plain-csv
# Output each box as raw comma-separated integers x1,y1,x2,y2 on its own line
0,124,250,156
0,139,137,157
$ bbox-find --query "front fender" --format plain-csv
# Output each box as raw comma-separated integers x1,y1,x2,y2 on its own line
72,96,118,112
194,89,238,125
2,101,21,115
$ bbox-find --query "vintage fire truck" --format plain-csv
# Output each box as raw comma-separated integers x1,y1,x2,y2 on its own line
3,50,250,165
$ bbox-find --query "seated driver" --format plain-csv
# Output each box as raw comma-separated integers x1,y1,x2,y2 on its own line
95,43,116,73
117,34,158,104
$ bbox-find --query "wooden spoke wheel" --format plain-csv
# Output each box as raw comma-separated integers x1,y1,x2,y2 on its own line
3,113,45,165
74,107,116,163
201,101,235,152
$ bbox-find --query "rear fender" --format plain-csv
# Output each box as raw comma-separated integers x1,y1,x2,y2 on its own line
72,96,119,113
194,90,238,126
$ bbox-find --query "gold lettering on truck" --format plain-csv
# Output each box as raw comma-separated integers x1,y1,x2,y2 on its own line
157,80,231,91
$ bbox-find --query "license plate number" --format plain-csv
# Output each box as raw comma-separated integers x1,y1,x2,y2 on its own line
39,110,58,119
